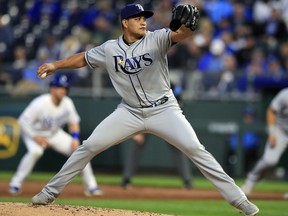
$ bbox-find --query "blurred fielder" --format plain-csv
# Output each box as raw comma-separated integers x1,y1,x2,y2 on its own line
242,88,288,196
9,75,102,196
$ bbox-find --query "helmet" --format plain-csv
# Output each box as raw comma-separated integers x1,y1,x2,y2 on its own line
49,75,69,88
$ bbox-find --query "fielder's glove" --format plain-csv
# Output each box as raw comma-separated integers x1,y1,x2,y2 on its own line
169,4,200,32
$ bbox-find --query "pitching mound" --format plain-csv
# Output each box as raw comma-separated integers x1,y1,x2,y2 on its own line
0,202,173,216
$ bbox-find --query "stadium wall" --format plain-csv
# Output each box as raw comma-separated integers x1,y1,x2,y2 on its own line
0,95,286,177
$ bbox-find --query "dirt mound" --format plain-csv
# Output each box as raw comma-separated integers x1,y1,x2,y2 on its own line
0,202,173,216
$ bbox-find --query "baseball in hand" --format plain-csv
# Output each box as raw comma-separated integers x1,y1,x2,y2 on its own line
40,72,47,79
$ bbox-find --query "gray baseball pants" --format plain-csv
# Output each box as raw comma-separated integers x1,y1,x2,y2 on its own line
43,95,247,206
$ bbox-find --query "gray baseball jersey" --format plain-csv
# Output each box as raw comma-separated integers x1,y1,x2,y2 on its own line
85,29,171,107
43,29,247,207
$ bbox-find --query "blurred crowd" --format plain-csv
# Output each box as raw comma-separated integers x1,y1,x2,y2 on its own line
0,0,288,98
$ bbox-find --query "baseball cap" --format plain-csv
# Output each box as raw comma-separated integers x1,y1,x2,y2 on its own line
49,75,70,88
120,3,154,20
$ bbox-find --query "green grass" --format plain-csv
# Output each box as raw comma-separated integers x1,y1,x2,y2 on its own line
1,171,287,216
1,171,287,192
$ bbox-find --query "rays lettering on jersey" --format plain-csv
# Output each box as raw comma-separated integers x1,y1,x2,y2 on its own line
41,112,69,129
113,53,153,74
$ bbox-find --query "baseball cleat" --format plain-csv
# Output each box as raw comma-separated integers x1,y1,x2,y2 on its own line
84,187,103,196
32,191,55,205
121,178,132,189
9,186,21,196
283,193,288,200
236,200,259,216
183,180,193,190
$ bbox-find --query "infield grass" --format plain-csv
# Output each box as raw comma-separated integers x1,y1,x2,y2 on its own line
0,172,287,216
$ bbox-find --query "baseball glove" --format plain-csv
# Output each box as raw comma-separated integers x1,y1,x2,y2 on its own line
169,4,200,32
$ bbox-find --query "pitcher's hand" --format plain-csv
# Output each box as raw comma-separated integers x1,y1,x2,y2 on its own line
37,63,56,79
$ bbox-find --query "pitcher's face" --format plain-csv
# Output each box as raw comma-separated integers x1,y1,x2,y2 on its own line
124,16,147,38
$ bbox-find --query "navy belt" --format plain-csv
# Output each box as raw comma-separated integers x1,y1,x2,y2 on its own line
141,96,169,108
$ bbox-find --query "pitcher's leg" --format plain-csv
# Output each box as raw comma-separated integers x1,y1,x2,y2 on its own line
41,105,144,197
48,130,99,193
147,106,246,207
43,144,94,196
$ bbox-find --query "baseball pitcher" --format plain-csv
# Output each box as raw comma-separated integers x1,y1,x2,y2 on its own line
31,3,259,216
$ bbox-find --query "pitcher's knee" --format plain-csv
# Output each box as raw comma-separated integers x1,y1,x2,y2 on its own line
82,139,108,154
181,142,205,156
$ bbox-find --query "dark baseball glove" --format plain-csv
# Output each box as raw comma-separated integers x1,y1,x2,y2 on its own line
169,4,200,32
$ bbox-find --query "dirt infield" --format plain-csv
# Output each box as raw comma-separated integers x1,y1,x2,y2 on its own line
0,202,173,216
0,180,284,216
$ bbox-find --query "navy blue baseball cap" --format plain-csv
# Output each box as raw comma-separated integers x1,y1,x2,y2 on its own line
121,3,154,20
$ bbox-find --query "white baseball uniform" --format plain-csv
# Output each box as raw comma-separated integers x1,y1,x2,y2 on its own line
41,29,246,207
10,94,97,191
243,88,288,191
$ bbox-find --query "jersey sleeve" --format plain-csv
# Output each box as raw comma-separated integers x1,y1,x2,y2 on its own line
152,28,172,54
85,43,107,69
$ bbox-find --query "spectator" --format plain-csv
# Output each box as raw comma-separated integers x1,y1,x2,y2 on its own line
202,0,233,25
262,7,288,42
278,41,288,72
27,0,62,25
0,14,14,62
10,45,28,84
12,48,51,95
37,34,61,61
265,56,284,80
252,0,272,24
197,39,228,91
216,54,239,94
242,48,267,93
197,39,227,74
91,15,113,46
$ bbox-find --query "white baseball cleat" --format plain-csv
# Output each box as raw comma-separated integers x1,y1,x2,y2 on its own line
32,191,55,205
84,187,103,196
236,200,259,216
283,193,288,200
